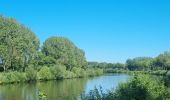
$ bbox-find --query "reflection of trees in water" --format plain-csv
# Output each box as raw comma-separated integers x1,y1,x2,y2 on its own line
37,78,88,100
0,83,38,100
0,78,88,100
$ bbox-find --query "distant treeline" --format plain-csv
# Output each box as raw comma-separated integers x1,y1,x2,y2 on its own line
88,51,170,72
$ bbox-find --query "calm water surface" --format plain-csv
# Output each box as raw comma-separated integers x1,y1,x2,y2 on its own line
0,74,129,100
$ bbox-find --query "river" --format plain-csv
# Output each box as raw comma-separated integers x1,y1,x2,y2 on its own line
0,74,129,100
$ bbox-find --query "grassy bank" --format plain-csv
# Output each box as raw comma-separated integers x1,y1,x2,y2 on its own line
0,66,103,85
105,69,170,77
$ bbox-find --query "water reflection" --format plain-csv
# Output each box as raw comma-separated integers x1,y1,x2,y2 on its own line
37,79,87,100
0,83,38,100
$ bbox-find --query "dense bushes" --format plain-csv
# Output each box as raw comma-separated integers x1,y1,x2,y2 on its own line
0,72,26,84
81,74,170,100
38,66,52,81
26,67,37,81
113,74,168,100
0,65,103,84
50,65,66,79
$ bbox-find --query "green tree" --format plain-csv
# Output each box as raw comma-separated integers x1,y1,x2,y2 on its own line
38,66,52,80
0,16,39,71
42,37,87,70
152,51,170,70
126,57,153,71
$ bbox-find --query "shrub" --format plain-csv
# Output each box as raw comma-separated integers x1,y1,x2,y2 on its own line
38,66,52,81
64,71,76,79
0,71,26,83
87,69,95,77
95,69,103,76
166,71,170,76
25,67,37,82
50,65,66,79
14,72,26,82
71,67,86,78
86,68,103,77
113,74,168,100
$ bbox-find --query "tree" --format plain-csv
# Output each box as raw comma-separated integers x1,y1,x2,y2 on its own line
0,16,39,71
126,57,153,71
152,51,170,70
42,37,87,70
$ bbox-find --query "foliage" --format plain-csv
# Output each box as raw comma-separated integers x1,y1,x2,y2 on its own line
42,37,87,70
152,52,170,70
38,66,52,80
0,71,26,84
82,74,170,100
50,64,66,79
81,87,104,100
88,62,126,70
86,68,103,77
126,57,153,71
35,52,57,67
0,16,39,71
125,52,170,71
38,90,47,100
25,67,37,81
113,74,168,100
72,67,86,78
64,70,76,79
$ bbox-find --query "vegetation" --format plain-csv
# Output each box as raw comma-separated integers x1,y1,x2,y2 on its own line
0,15,103,84
81,74,170,100
88,52,170,77
42,37,87,70
38,90,47,100
1,15,170,99
0,16,39,71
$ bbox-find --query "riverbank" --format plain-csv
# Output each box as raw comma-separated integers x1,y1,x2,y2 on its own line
105,69,170,76
0,66,103,85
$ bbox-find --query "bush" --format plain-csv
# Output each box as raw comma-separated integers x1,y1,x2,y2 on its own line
150,70,167,75
86,68,103,77
25,67,37,82
64,71,76,79
87,69,95,77
95,69,103,76
113,74,168,100
0,71,26,83
38,66,52,81
72,67,87,78
50,65,66,79
166,71,170,76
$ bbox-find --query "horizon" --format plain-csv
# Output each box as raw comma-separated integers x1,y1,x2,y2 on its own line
0,0,170,63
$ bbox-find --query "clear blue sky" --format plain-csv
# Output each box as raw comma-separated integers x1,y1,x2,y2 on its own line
0,0,170,63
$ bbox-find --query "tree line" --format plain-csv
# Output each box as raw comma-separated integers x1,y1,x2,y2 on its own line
88,51,170,72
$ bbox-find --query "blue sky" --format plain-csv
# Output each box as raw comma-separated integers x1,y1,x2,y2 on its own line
0,0,170,63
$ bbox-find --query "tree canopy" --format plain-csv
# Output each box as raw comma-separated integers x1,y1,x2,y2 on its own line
0,16,40,71
42,37,87,70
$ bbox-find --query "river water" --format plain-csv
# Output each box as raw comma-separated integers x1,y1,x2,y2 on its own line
0,74,129,100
